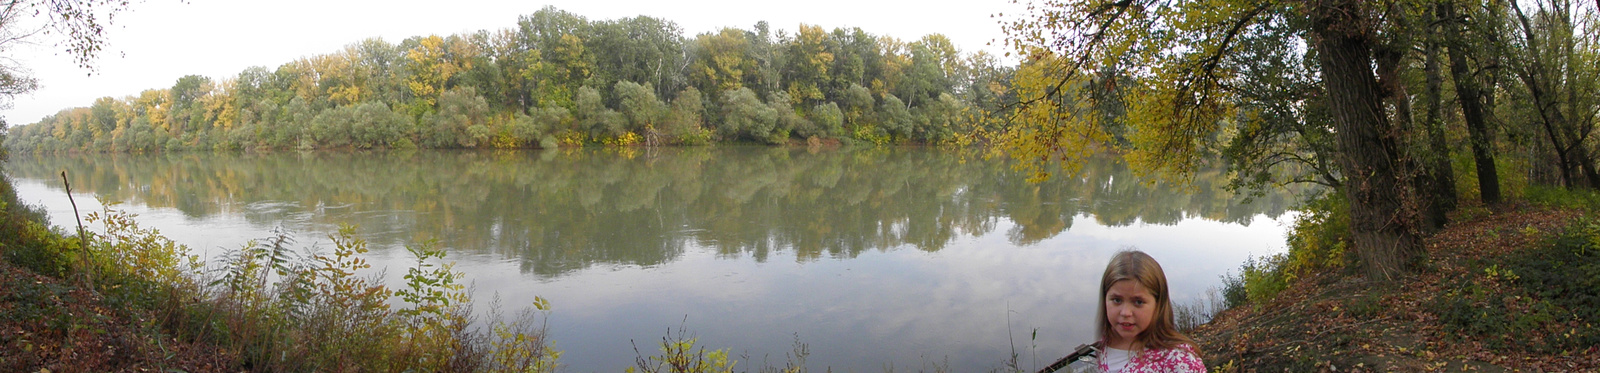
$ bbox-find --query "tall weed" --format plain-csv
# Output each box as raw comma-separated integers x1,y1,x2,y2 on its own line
5,199,562,372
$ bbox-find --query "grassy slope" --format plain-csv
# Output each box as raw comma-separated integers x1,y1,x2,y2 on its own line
1191,203,1598,372
0,258,234,372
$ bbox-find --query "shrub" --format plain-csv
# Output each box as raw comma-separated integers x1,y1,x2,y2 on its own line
1219,271,1247,310
1505,217,1600,350
1526,184,1600,211
4,199,562,372
1216,192,1349,310
1239,254,1291,306
628,325,736,373
1283,192,1349,275
83,202,203,310
0,185,72,277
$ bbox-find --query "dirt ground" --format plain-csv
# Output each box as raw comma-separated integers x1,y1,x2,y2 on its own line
1189,204,1598,372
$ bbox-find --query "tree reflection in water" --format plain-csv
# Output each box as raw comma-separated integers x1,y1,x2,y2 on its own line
8,147,1307,278
9,147,1313,371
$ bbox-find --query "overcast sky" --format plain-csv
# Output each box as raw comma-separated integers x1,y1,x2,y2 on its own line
3,0,1026,125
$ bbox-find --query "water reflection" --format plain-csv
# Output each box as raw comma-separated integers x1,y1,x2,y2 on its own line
7,148,1299,275
6,147,1308,371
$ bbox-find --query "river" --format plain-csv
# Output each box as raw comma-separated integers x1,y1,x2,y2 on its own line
5,146,1306,372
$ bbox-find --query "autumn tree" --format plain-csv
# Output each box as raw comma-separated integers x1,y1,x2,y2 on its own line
785,24,835,107
404,35,462,112
5,6,1013,151
0,0,137,113
688,28,755,95
1503,0,1600,189
996,0,1428,280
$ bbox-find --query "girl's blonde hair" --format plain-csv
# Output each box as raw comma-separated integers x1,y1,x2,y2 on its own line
1096,249,1194,350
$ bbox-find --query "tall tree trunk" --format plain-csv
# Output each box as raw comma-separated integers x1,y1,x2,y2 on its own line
1421,10,1457,229
1441,1,1503,206
1581,155,1600,188
1311,0,1425,281
1378,43,1444,232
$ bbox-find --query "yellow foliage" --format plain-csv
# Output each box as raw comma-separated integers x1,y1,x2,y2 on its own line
993,0,1255,185
492,132,521,149
988,52,1112,183
406,35,461,108
557,130,587,147
601,131,642,147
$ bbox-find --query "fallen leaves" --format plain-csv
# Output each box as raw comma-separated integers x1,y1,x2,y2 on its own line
1190,203,1598,372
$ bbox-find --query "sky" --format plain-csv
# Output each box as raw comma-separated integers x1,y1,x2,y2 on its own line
3,0,1027,125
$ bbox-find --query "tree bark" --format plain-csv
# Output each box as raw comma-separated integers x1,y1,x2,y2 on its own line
1441,1,1502,206
1310,0,1425,281
1377,41,1445,232
1421,9,1457,229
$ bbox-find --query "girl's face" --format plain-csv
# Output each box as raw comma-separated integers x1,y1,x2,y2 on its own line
1104,279,1156,349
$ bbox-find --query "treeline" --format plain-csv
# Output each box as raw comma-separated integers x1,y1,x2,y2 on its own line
3,6,1014,152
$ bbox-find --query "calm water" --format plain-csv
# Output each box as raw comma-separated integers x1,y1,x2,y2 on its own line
6,147,1305,372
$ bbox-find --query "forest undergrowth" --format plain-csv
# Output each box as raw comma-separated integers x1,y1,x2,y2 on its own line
1189,187,1600,372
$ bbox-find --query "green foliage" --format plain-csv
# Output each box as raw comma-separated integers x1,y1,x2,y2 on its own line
488,297,561,372
1526,184,1600,211
912,93,963,143
83,202,203,306
878,93,913,140
1433,273,1567,352
663,87,712,145
1283,193,1349,274
1504,217,1600,349
0,195,564,372
804,102,843,139
1219,271,1248,310
429,87,495,148
1434,217,1600,353
0,177,71,277
1217,193,1349,310
397,238,467,318
719,87,777,142
767,91,807,144
616,80,666,133
1238,254,1291,307
192,224,564,371
577,85,627,139
628,325,737,373
5,8,1012,152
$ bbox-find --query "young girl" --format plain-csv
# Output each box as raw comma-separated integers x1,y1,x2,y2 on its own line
1095,250,1205,373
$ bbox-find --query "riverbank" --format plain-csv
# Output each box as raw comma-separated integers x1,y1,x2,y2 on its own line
1190,201,1600,372
0,255,233,371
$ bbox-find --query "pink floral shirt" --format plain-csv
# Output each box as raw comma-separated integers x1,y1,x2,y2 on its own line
1098,343,1205,373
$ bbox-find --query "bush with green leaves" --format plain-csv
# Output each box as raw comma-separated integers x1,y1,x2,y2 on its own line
1283,192,1349,274
628,325,736,373
1526,184,1600,211
0,176,71,277
1219,192,1348,309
